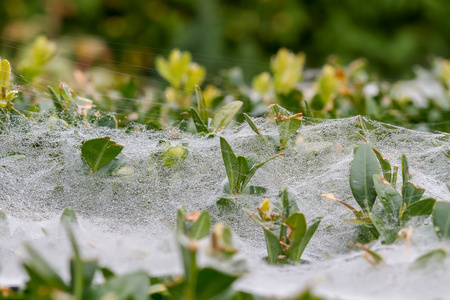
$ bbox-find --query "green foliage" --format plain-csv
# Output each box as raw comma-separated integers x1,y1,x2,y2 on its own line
433,201,450,239
270,49,305,95
81,137,124,174
4,36,450,132
220,137,282,194
159,144,188,167
90,272,151,300
244,189,322,264
350,144,380,212
17,36,56,84
211,101,244,133
329,142,436,244
244,104,303,151
173,216,242,300
16,225,165,300
2,207,315,299
189,86,243,134
2,31,450,299
156,49,206,109
95,153,127,175
60,208,78,226
47,82,97,125
177,209,211,240
269,105,303,149
412,248,447,269
20,226,101,300
0,58,19,119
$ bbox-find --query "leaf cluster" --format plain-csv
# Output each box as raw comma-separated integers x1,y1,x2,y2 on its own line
189,86,243,135
244,104,303,152
244,189,322,264
220,137,282,194
1,208,323,300
331,142,436,244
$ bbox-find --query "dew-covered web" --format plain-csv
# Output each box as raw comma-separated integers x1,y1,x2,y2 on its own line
1,113,450,299
2,35,450,298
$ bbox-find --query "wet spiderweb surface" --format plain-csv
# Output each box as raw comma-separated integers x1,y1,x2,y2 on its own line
1,115,450,299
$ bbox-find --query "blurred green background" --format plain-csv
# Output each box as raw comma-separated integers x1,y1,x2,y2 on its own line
2,0,450,80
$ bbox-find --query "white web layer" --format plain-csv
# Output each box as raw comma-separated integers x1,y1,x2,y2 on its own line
0,115,450,299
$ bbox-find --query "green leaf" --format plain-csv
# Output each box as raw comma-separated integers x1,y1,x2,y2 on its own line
195,85,208,121
243,113,267,142
0,59,11,87
188,211,210,240
196,268,239,300
177,208,186,234
278,117,302,149
220,137,240,193
148,283,167,295
217,197,238,213
189,107,209,134
211,290,265,300
241,153,283,190
221,226,234,249
23,244,67,290
403,181,425,207
373,174,402,223
412,248,447,269
96,153,127,176
237,156,249,192
60,82,74,103
433,200,450,239
48,86,64,113
269,104,291,121
97,115,118,129
81,137,124,174
159,145,187,167
358,115,369,133
284,212,307,262
263,229,282,264
344,218,372,225
247,154,257,170
242,185,267,195
401,154,412,198
294,217,322,261
359,245,384,265
284,213,307,241
155,56,171,84
402,198,436,221
88,272,150,300
369,213,396,244
100,267,115,280
212,101,243,132
350,144,380,212
281,188,299,219
60,208,78,225
66,226,84,300
179,241,197,298
70,259,98,299
372,147,392,183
